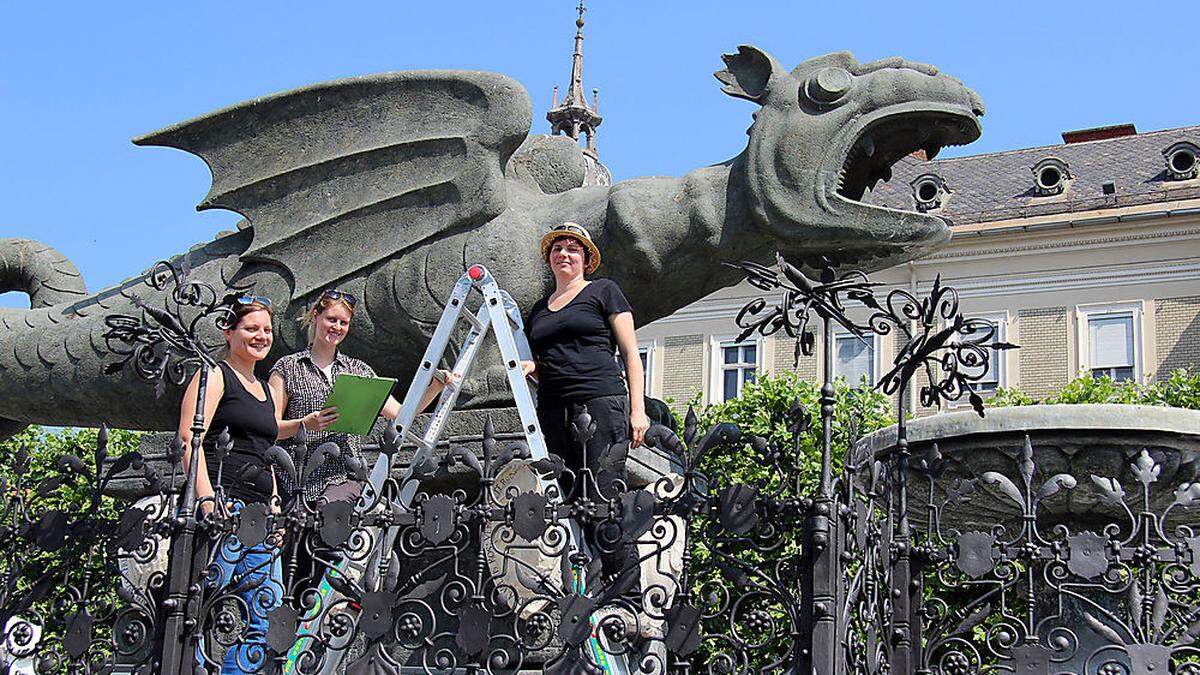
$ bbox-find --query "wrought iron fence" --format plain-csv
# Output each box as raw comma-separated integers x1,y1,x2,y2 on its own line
1,255,1198,674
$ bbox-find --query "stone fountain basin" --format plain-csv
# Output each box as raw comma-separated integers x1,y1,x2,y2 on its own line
851,404,1200,534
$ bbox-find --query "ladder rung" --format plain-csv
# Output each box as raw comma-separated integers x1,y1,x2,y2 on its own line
461,311,484,331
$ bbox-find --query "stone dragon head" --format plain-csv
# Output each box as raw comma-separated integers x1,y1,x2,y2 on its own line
716,46,985,270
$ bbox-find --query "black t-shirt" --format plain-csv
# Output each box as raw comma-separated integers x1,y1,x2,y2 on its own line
525,278,633,404
203,362,279,503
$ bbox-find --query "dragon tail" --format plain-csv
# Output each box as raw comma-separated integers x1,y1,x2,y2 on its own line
0,238,89,440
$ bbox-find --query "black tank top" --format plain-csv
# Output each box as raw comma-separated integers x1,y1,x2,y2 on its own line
203,362,279,503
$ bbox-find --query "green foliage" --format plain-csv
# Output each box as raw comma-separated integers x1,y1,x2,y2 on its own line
0,425,142,663
988,369,1200,410
687,372,893,497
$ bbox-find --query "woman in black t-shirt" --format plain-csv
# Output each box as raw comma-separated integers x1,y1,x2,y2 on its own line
521,222,650,498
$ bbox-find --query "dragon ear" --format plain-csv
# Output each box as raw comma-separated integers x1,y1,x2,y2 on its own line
715,45,778,102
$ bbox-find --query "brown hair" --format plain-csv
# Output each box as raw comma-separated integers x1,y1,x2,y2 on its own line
299,294,356,342
230,300,274,326
547,235,592,268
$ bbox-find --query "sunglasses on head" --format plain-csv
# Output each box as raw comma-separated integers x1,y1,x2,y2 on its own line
321,289,357,307
234,293,273,309
551,223,587,237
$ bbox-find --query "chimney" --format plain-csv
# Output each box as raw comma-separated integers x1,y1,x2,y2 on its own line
1062,123,1137,144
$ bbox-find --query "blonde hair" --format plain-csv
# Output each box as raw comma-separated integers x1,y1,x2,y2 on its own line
298,294,356,343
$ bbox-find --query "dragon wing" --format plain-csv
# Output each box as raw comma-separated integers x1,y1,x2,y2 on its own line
135,71,531,296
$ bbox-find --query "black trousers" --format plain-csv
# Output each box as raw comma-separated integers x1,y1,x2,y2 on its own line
537,394,638,591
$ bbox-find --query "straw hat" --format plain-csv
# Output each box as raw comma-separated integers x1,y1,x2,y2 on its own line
538,222,601,275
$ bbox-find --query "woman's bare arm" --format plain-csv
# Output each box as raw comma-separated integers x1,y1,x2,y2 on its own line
177,365,223,513
610,311,649,447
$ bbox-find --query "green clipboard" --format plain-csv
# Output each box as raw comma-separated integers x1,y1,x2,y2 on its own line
323,374,396,435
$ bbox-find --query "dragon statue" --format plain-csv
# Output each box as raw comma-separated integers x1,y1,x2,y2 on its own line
0,46,983,438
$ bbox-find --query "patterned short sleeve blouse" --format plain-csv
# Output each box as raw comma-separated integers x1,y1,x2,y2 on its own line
271,348,378,500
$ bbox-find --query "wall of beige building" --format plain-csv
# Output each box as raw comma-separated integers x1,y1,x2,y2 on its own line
637,202,1200,412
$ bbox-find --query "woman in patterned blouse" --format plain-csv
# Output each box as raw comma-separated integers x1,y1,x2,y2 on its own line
268,289,453,502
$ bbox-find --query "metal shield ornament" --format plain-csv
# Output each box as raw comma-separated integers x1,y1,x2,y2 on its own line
419,494,457,545
955,531,997,579
1067,531,1109,579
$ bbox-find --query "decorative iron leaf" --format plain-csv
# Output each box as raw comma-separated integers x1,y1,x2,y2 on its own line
62,607,93,660
114,506,150,553
265,445,297,485
530,454,566,478
1131,449,1161,486
620,489,656,541
980,472,1024,509
1151,585,1169,638
1018,435,1035,490
1129,582,1144,632
14,445,30,475
557,594,598,647
359,591,396,640
950,603,992,636
664,603,703,657
400,572,447,602
718,483,759,535
1034,474,1077,506
1090,475,1126,505
455,602,491,656
1173,482,1200,508
34,476,65,498
684,407,699,448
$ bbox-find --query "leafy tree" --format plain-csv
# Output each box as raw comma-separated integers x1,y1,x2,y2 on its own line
0,425,142,668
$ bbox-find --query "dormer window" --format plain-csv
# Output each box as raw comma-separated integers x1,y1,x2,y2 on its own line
1163,141,1199,181
1031,157,1071,196
911,173,948,212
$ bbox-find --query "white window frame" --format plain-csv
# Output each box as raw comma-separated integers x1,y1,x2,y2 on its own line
1076,301,1143,382
637,341,655,398
831,328,880,387
708,336,763,403
615,340,656,398
948,313,1008,406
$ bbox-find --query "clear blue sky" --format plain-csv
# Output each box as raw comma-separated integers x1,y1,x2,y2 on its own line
3,1,1197,306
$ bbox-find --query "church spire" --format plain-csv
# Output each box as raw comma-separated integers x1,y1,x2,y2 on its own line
547,0,602,157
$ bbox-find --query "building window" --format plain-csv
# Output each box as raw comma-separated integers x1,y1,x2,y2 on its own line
713,339,758,402
616,343,654,395
1078,303,1141,383
966,316,1005,395
1087,314,1136,381
833,331,875,386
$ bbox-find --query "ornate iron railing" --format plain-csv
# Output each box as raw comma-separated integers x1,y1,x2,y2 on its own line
0,256,1197,674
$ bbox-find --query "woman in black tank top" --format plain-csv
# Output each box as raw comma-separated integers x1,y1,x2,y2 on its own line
178,298,280,509
176,295,282,674
205,360,278,503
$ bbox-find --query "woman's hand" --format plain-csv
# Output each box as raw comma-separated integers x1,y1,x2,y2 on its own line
519,360,537,380
630,410,650,448
303,407,339,432
434,369,461,389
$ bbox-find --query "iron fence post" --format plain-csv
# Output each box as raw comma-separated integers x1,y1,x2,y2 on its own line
801,315,843,674
157,366,208,674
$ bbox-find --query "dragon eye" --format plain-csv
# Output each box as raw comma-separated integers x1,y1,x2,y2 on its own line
804,67,852,105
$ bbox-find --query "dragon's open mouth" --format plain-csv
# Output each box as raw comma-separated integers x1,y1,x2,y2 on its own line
835,108,981,203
